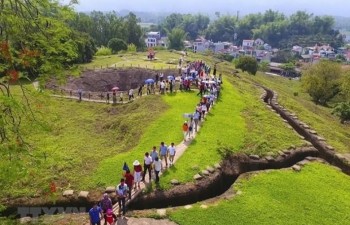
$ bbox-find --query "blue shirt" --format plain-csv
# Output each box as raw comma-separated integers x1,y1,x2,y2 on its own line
159,145,168,155
150,150,158,161
89,207,102,223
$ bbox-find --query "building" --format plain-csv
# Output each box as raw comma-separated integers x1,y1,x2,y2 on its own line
254,38,265,46
242,40,254,50
145,31,161,48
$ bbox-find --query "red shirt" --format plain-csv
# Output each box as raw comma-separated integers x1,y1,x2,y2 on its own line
134,165,142,172
124,173,134,187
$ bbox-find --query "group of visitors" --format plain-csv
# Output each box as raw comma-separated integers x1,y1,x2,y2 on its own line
89,59,221,225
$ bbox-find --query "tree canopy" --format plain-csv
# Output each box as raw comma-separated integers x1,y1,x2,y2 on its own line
167,28,187,50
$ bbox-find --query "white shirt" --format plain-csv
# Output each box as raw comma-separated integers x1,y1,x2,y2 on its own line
144,156,152,165
154,160,161,172
201,104,207,111
129,89,133,95
168,146,176,156
160,81,165,88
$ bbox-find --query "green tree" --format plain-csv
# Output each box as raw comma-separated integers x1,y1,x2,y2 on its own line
167,28,187,50
340,72,350,101
332,102,350,123
107,38,127,53
258,61,270,72
235,56,258,75
206,16,237,42
301,61,341,105
0,0,80,146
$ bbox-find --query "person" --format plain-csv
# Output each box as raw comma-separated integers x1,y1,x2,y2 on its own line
153,157,161,183
112,91,117,104
150,146,158,162
100,193,112,215
104,209,117,225
116,178,128,217
188,118,194,139
155,73,159,85
201,103,207,119
193,110,200,132
119,92,123,102
182,121,189,141
89,202,103,225
168,143,176,166
138,85,143,97
133,160,142,189
147,84,151,95
128,88,134,101
124,170,134,200
142,152,152,182
160,81,165,94
159,142,168,169
213,64,217,76
106,92,110,104
78,89,82,101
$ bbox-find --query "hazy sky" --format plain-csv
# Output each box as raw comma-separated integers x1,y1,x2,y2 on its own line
62,0,350,17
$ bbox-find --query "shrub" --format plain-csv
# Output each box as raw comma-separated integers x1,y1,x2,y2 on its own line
107,38,127,53
235,56,258,75
95,46,112,56
127,44,137,53
332,102,350,124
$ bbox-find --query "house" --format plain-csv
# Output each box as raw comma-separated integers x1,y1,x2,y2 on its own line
193,37,211,52
254,38,264,46
242,40,254,50
292,45,303,55
145,31,161,48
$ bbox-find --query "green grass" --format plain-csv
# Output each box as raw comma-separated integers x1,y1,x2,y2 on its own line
169,163,350,225
225,75,305,154
248,73,350,153
159,78,246,189
87,91,199,188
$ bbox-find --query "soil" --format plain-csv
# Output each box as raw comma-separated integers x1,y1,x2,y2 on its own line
46,68,178,92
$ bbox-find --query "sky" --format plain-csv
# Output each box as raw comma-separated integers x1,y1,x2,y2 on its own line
61,0,350,17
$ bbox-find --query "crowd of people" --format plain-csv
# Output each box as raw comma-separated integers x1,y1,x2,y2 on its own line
88,60,222,225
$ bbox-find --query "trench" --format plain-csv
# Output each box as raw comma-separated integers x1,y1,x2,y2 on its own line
127,85,350,210
2,85,350,218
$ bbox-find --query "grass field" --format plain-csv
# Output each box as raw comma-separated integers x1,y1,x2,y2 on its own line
248,73,350,153
169,162,350,225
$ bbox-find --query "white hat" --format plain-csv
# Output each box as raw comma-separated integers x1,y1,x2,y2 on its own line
133,160,140,166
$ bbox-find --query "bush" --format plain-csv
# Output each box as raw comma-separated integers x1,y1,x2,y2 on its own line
258,61,269,72
332,102,350,123
107,38,127,53
95,46,112,56
127,44,137,53
216,53,235,62
235,56,258,75
153,46,167,51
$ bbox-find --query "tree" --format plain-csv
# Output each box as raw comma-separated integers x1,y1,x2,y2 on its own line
124,12,144,49
0,0,81,147
301,61,341,105
332,102,350,123
167,28,187,50
340,72,350,101
206,16,237,42
108,38,127,53
258,61,270,72
235,56,258,75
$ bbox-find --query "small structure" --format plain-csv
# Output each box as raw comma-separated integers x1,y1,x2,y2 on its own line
145,31,161,48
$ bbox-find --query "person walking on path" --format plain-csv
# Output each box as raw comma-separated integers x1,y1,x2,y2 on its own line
153,156,161,183
182,121,189,141
116,178,128,218
104,209,117,225
89,202,103,225
119,92,123,102
150,146,158,162
159,142,168,169
142,152,152,182
132,160,142,189
188,118,194,139
128,88,134,101
193,110,200,132
106,92,110,104
100,193,112,216
168,143,176,166
138,85,143,97
123,170,134,200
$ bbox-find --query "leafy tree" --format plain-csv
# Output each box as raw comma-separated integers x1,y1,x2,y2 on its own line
206,16,237,42
235,56,258,75
181,14,210,40
0,0,80,146
124,12,144,49
301,61,341,105
332,102,350,123
108,38,127,53
167,28,187,50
